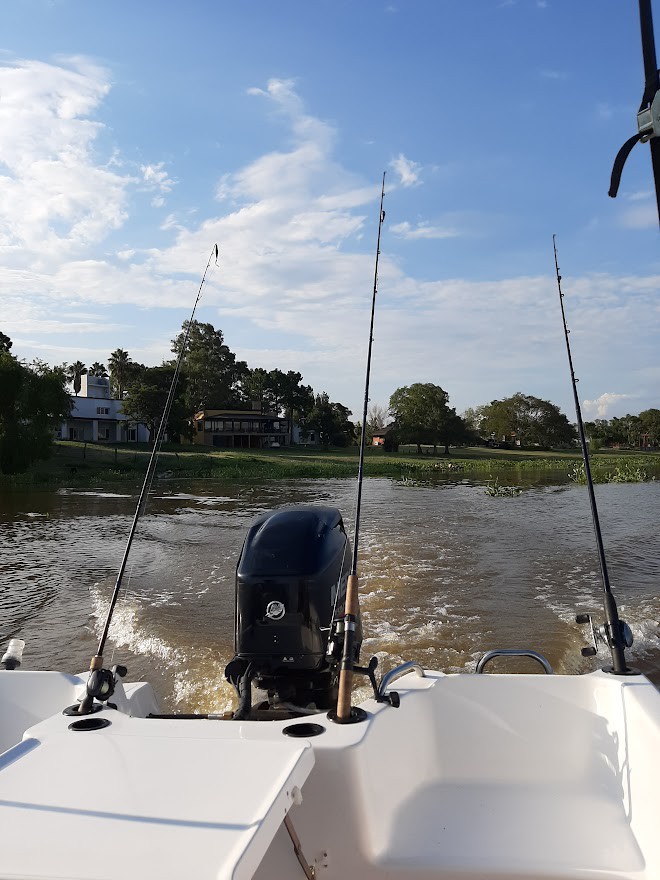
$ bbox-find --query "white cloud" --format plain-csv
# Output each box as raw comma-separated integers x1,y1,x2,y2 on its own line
140,162,176,208
1,68,658,421
620,202,658,229
390,153,422,187
583,393,637,419
0,57,130,260
247,78,300,107
247,77,332,150
540,69,568,80
391,220,459,240
0,57,185,266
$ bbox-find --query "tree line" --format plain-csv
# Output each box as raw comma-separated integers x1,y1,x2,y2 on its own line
583,411,660,449
0,333,71,473
384,388,659,453
381,387,577,453
464,392,577,448
118,321,354,446
42,321,355,448
2,321,656,474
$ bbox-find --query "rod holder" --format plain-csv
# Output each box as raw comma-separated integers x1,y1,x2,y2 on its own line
1,639,25,670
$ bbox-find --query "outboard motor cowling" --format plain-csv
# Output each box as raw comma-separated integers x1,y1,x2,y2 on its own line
226,505,361,714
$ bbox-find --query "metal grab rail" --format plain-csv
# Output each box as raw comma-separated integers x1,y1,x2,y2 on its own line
378,661,426,699
476,649,553,675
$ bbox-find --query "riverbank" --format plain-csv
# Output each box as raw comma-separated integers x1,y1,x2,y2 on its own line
2,441,659,487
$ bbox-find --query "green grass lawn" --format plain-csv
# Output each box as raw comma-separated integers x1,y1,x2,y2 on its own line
3,440,658,486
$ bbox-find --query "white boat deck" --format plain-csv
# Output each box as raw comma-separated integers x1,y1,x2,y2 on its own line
0,668,658,880
0,701,314,880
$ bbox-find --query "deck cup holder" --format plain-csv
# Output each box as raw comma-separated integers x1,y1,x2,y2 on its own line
68,717,112,732
63,702,103,716
283,722,325,738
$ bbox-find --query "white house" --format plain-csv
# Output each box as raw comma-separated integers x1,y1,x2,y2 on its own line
58,375,150,443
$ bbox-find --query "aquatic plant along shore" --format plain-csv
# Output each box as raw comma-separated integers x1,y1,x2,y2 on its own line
2,440,659,487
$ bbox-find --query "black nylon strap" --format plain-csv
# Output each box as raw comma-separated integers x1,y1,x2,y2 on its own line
608,132,643,198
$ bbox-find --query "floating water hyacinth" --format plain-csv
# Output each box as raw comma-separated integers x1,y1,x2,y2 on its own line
605,465,649,483
569,462,652,484
568,463,588,484
484,479,522,497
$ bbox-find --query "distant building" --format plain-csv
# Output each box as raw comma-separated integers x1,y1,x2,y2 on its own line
371,425,392,447
192,403,290,449
57,375,150,443
292,425,317,445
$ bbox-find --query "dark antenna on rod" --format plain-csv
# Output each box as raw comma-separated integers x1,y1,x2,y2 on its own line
552,236,634,676
335,173,386,721
608,0,660,226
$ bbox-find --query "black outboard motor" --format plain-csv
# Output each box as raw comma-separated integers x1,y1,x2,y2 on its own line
225,505,361,716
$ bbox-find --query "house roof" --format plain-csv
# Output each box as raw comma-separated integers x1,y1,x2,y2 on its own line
194,408,278,419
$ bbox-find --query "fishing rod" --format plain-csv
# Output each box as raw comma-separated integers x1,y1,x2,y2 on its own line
335,173,386,722
552,236,634,676
609,0,660,227
75,244,219,715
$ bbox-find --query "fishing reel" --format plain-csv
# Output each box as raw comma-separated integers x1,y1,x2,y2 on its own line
325,617,346,665
576,613,633,658
64,664,128,716
327,624,399,709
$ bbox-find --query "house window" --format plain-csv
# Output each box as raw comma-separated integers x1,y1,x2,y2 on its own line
69,428,81,441
96,407,110,415
127,428,137,442
196,421,203,432
99,427,111,440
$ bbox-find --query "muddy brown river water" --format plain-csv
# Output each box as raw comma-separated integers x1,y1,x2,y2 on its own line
1,477,658,710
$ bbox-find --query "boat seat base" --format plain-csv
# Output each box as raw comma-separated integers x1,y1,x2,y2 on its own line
372,781,643,879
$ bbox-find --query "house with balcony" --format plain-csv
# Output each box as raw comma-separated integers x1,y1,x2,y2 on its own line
57,375,150,443
192,403,289,448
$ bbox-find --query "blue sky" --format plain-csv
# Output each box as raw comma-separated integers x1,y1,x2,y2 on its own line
1,0,658,422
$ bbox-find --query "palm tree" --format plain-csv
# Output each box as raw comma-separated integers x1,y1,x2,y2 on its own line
108,349,132,399
66,361,87,396
89,361,109,378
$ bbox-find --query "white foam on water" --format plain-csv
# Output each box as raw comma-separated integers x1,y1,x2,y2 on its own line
172,666,236,713
152,493,234,505
89,582,179,663
88,578,242,711
618,599,660,659
58,490,132,498
433,605,451,616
